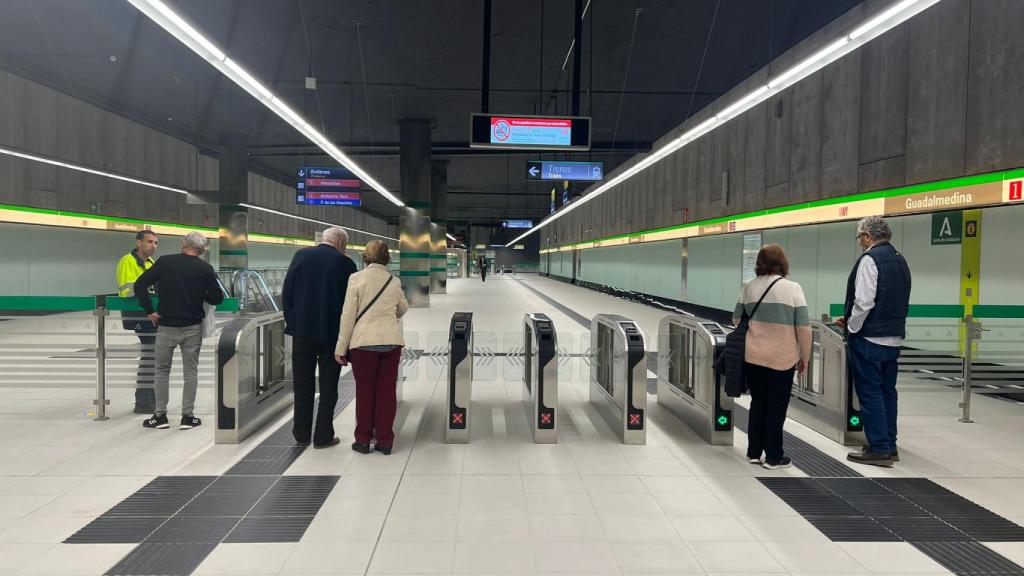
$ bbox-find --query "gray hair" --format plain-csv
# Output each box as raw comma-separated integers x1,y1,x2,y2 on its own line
857,216,892,241
322,227,349,247
182,231,208,252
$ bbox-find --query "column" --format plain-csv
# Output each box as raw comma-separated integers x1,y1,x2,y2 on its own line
430,160,449,293
399,119,432,308
217,133,249,271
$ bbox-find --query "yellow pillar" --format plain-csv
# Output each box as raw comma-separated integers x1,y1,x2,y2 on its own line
959,210,981,353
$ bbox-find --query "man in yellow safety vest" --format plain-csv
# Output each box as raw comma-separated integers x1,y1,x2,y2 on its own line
116,230,159,413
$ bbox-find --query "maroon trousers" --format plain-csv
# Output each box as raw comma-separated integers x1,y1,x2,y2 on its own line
349,347,402,447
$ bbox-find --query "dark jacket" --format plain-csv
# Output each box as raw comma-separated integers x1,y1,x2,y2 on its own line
134,253,224,328
844,242,912,339
282,244,358,341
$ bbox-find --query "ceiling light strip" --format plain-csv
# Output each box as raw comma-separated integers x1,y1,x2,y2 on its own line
126,0,404,207
506,0,941,247
239,203,397,241
0,145,189,195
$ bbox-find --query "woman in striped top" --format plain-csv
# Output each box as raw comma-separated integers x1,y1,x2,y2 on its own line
732,244,812,470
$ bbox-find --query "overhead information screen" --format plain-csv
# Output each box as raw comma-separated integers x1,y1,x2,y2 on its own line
296,167,362,207
470,114,591,151
502,219,534,229
526,160,604,181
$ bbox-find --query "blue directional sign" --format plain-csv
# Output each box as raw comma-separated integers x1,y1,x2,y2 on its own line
502,220,534,229
526,160,604,181
296,166,362,207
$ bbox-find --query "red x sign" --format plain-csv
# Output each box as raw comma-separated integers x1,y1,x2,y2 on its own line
629,414,642,426
451,413,464,425
540,413,552,425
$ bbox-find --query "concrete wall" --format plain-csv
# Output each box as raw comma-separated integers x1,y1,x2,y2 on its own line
0,70,393,247
548,0,1024,246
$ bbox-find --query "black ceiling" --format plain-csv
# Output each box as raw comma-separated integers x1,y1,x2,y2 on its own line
0,0,864,229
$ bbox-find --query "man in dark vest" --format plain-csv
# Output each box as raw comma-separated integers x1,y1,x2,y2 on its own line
838,216,911,467
282,227,358,448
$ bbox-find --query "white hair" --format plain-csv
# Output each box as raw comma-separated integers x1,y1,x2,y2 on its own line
183,231,208,252
322,227,349,247
857,216,893,241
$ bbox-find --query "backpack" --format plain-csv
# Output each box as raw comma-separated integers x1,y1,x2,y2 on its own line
716,277,783,397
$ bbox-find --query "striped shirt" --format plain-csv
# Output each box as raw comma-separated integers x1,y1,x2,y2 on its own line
847,251,904,347
732,275,813,372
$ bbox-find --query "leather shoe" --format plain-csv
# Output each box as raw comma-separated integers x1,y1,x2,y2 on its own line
351,442,371,454
313,437,340,449
374,444,392,456
847,449,893,467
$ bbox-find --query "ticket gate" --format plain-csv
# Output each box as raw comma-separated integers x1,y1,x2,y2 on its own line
787,320,865,445
216,311,293,444
524,313,558,443
590,314,647,444
656,315,733,445
446,312,473,443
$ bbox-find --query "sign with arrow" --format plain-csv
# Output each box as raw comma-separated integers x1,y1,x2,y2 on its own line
525,160,604,181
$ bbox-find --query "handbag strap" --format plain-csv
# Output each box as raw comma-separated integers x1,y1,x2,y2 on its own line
744,276,784,322
354,275,393,326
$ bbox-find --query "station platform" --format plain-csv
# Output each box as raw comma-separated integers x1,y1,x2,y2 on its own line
2,274,1024,575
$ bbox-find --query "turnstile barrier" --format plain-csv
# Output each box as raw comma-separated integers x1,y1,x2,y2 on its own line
524,313,558,443
590,314,646,445
216,311,293,444
446,312,473,443
656,314,733,445
788,320,864,445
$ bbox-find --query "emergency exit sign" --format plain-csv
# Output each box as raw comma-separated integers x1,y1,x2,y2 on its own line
931,211,962,245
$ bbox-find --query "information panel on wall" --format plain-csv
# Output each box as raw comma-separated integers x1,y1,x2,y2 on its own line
503,219,534,229
470,114,591,151
296,167,362,206
526,160,604,181
741,232,762,285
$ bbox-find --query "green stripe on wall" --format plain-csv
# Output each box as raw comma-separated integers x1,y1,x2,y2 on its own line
430,268,447,272
827,303,965,319
107,297,241,313
399,252,431,258
399,271,430,277
219,250,248,256
558,166,1024,250
406,201,431,209
428,254,447,259
0,296,96,311
972,305,1024,319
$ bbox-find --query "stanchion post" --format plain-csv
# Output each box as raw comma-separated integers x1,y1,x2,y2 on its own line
94,295,110,421
959,315,983,424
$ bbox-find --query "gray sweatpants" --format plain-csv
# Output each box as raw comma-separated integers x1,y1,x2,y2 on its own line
154,324,203,416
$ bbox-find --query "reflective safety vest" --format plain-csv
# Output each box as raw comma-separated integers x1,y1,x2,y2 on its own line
116,250,153,297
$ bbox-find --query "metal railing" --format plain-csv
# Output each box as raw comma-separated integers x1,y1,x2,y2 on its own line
828,303,1024,422
0,295,239,421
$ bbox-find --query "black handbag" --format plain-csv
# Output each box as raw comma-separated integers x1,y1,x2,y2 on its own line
717,277,783,397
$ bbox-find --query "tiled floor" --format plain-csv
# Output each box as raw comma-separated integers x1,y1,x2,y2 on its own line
2,274,1024,575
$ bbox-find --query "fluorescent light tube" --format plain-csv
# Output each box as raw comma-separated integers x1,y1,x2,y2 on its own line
768,37,849,89
224,58,273,101
446,233,456,241
849,0,921,39
715,85,770,120
126,0,403,208
0,146,188,195
240,203,397,241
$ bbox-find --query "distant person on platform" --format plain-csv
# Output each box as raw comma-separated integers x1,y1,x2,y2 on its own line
133,232,224,430
116,230,159,414
837,216,912,468
335,240,408,455
282,227,358,448
479,257,487,282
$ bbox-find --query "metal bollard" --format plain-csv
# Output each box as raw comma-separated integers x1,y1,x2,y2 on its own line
959,315,985,424
94,295,110,421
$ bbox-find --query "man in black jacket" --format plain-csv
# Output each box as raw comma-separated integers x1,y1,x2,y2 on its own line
283,227,358,447
134,232,224,430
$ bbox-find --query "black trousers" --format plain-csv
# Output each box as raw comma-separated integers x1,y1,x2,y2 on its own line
292,336,342,445
133,320,158,408
745,362,795,462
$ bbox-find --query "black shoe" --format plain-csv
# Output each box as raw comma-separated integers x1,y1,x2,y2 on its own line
179,415,202,430
847,450,893,467
374,444,392,456
351,442,371,454
295,439,311,447
890,449,900,462
762,456,792,470
143,414,169,429
314,437,341,449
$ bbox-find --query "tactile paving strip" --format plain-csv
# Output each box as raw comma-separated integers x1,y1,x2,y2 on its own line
105,542,217,576
912,541,1024,575
733,405,864,477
